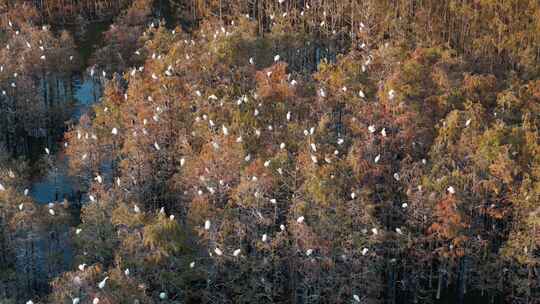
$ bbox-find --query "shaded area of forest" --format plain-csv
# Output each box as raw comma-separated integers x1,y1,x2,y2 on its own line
1,1,540,304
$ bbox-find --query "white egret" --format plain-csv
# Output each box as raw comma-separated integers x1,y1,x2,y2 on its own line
214,248,223,256
233,249,241,256
447,186,455,194
204,220,211,230
98,276,109,289
296,216,304,224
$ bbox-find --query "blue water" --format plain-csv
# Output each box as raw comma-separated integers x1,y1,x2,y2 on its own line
29,75,99,204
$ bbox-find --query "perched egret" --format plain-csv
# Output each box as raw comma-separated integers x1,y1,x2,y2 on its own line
214,248,223,256
297,216,304,224
78,263,86,271
262,234,268,242
233,249,241,256
447,186,456,194
361,248,369,256
204,220,211,230
159,292,167,300
98,276,109,289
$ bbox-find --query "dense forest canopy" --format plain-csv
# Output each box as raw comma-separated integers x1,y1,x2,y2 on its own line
0,0,539,304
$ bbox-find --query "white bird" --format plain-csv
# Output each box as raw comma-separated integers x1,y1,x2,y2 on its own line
18,203,23,210
190,261,195,268
222,125,229,136
393,173,400,181
111,127,118,135
402,203,408,208
447,186,456,194
280,224,286,231
93,298,99,304
98,276,109,289
154,142,161,151
368,125,376,133
353,294,361,302
359,90,365,98
204,220,211,230
180,158,185,167
124,268,130,276
89,195,95,202
371,228,378,235
311,155,318,164
310,143,317,152
351,192,356,199
381,128,387,137
296,216,304,224
0,183,4,191
396,228,403,234
286,111,291,121
361,248,369,256
159,292,167,300
76,228,82,235
280,142,286,149
95,175,102,184
214,248,223,256
465,119,471,127
233,248,241,256
49,209,55,216
78,263,86,271
306,249,313,256
274,54,280,62
249,57,254,65
262,234,268,242
72,297,80,304
374,154,381,163
337,138,344,145
170,214,175,220
26,301,34,304
134,205,141,213
389,89,396,100
264,160,271,167
45,147,50,155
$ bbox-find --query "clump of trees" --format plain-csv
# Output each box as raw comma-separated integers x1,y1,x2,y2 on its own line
1,0,540,304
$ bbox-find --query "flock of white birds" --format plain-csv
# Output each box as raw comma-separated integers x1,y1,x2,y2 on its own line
0,3,475,303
